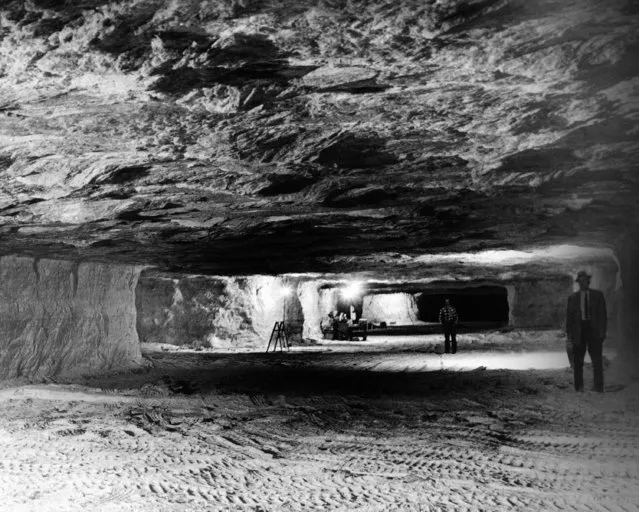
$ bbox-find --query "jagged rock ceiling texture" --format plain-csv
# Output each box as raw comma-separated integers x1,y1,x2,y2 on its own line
0,0,637,275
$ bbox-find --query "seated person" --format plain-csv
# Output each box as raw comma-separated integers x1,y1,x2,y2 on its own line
320,312,334,334
336,321,351,340
321,312,341,336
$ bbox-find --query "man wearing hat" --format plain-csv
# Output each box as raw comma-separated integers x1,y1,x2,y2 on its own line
565,270,607,392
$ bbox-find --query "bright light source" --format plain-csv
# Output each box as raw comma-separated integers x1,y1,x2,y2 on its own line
341,281,362,300
280,286,292,297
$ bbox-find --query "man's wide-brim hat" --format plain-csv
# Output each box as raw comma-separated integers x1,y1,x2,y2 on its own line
575,270,592,282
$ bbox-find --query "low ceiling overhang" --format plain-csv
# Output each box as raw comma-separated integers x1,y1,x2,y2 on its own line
0,0,637,276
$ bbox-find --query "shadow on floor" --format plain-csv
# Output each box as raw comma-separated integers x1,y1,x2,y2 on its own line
65,350,589,398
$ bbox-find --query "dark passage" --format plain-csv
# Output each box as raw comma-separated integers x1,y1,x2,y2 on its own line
335,295,364,319
416,286,509,324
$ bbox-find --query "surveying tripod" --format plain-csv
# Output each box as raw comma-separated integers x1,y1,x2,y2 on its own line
265,321,289,353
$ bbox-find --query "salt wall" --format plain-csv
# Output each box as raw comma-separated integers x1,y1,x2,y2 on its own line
507,277,573,328
135,275,303,347
615,227,639,377
362,293,418,325
302,274,618,338
137,269,619,346
303,279,575,335
0,256,142,379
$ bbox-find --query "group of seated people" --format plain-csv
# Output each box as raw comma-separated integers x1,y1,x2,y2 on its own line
320,310,367,341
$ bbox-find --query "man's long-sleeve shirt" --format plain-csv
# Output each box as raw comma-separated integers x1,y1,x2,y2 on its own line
439,305,458,325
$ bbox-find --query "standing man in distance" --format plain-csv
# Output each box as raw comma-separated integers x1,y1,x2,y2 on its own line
439,298,459,354
565,270,607,392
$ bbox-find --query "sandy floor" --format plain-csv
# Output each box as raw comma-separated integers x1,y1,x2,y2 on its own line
1,340,638,511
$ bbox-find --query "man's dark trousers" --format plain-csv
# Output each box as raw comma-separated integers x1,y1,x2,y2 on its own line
444,324,457,354
573,320,604,392
566,339,574,368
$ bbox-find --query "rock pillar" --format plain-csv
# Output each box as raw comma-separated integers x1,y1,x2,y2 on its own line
362,293,418,324
0,256,142,379
614,228,639,378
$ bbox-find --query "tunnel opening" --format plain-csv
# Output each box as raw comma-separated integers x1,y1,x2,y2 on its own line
416,286,509,326
334,294,364,320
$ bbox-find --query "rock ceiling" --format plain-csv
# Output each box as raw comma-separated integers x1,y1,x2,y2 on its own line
0,0,637,275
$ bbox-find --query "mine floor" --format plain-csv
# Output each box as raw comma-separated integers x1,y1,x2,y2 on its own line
0,340,637,511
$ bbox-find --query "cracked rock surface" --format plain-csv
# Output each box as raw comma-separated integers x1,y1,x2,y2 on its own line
0,0,637,274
